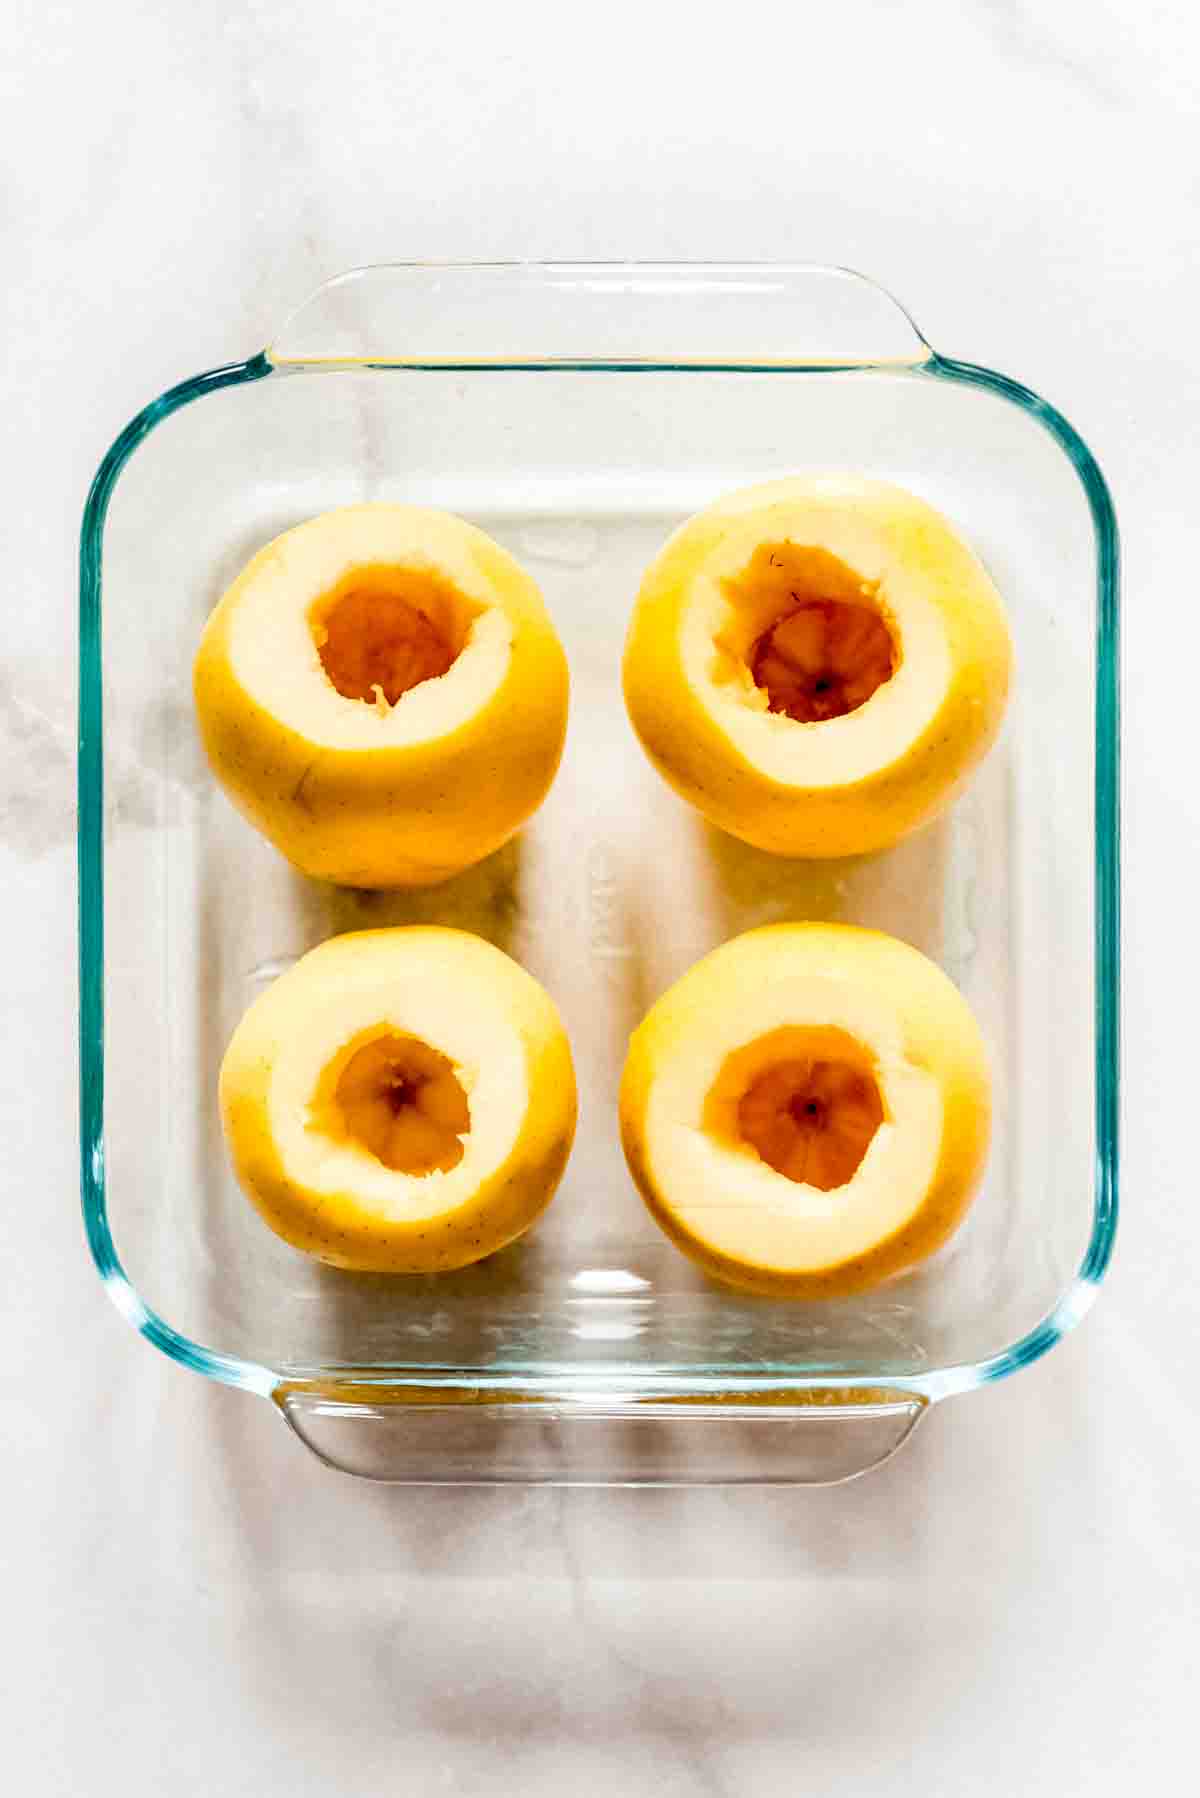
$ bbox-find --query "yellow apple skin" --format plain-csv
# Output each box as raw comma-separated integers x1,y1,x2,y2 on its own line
219,928,576,1273
623,476,1012,858
194,506,569,888
619,924,991,1298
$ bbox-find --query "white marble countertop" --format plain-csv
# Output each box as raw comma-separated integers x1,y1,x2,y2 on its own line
4,0,1197,1790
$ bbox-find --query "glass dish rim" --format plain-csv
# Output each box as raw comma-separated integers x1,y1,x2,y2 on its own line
77,262,1120,1409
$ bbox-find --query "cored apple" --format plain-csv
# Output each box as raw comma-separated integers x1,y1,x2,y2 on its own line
619,923,991,1297
219,927,576,1272
195,504,569,887
623,476,1012,857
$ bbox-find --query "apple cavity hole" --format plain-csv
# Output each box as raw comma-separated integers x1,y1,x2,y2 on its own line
311,564,476,708
708,1025,885,1192
322,1030,470,1176
724,542,898,723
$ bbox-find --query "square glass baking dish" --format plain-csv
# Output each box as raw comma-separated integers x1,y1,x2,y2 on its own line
78,264,1118,1484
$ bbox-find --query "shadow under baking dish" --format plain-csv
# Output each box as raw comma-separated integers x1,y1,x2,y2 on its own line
78,263,1118,1483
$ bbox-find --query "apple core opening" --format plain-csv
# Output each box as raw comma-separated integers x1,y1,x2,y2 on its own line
706,1025,885,1192
723,542,897,723
311,564,476,708
314,1030,471,1176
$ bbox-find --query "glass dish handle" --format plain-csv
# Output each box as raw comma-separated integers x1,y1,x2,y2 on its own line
275,1383,927,1485
267,262,932,370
